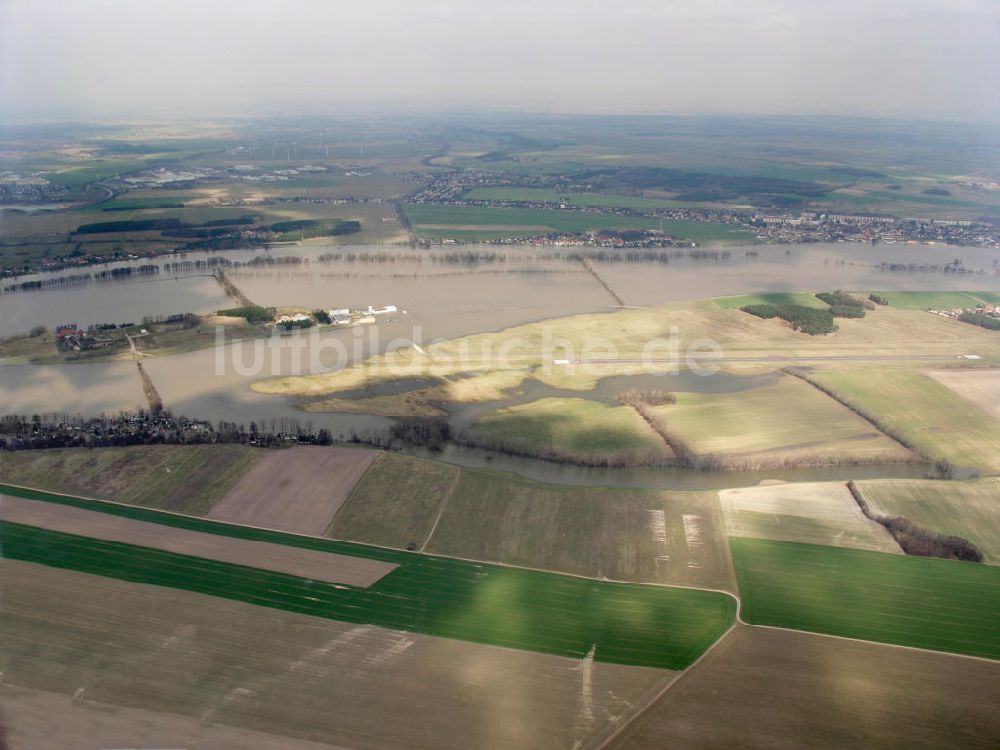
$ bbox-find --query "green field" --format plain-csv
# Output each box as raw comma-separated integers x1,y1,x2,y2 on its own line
645,375,913,469
809,369,1000,472
0,484,736,670
464,397,672,466
714,292,830,309
870,291,992,310
0,445,260,514
407,203,751,243
854,479,1000,564
328,453,459,548
732,537,1000,659
463,187,559,202
332,455,734,589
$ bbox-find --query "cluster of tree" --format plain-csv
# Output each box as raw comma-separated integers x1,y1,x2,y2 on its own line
616,389,677,406
313,310,332,324
93,264,160,280
269,219,360,238
349,417,452,451
141,312,200,329
217,305,275,323
959,311,1000,331
815,290,872,318
3,272,93,293
847,482,982,563
74,218,186,234
869,293,889,305
270,219,319,233
0,411,334,451
740,304,837,335
277,318,314,331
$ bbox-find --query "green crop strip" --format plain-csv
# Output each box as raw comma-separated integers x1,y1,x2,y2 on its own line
732,537,1000,660
0,485,735,670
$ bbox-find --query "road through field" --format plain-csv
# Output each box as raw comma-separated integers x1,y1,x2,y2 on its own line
0,494,397,587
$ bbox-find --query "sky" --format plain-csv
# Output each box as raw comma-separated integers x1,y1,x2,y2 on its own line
1,0,998,122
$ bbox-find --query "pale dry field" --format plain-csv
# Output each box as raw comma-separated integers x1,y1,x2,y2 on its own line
0,495,396,587
606,625,1000,750
209,445,380,535
718,482,901,552
646,375,916,470
925,368,1000,419
0,685,346,750
1,561,672,750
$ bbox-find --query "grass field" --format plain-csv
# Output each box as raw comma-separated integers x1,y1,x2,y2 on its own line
645,375,914,469
0,445,260,514
408,202,751,243
2,561,669,750
464,397,673,466
714,292,830,309
719,482,900,553
0,483,735,669
808,368,1000,472
731,537,1000,659
853,478,1000,564
870,290,994,310
606,625,1000,750
328,453,459,549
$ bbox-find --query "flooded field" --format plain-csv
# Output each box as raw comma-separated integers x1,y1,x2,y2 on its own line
1,240,997,488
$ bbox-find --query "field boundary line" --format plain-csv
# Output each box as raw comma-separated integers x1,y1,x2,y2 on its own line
586,624,740,750
742,622,1000,665
419,467,463,552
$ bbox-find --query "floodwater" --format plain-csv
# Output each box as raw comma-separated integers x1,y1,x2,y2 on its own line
2,240,998,488
0,273,229,336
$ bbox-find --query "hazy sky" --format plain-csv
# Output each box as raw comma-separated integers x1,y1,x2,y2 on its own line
1,0,998,122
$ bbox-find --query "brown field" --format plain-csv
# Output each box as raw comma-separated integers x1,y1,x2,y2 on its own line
1,561,671,750
208,445,380,535
0,495,395,588
925,368,1000,419
718,482,901,553
0,444,261,514
0,685,341,750
605,625,1000,750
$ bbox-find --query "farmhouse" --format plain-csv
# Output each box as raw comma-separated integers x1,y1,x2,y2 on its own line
329,308,351,325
